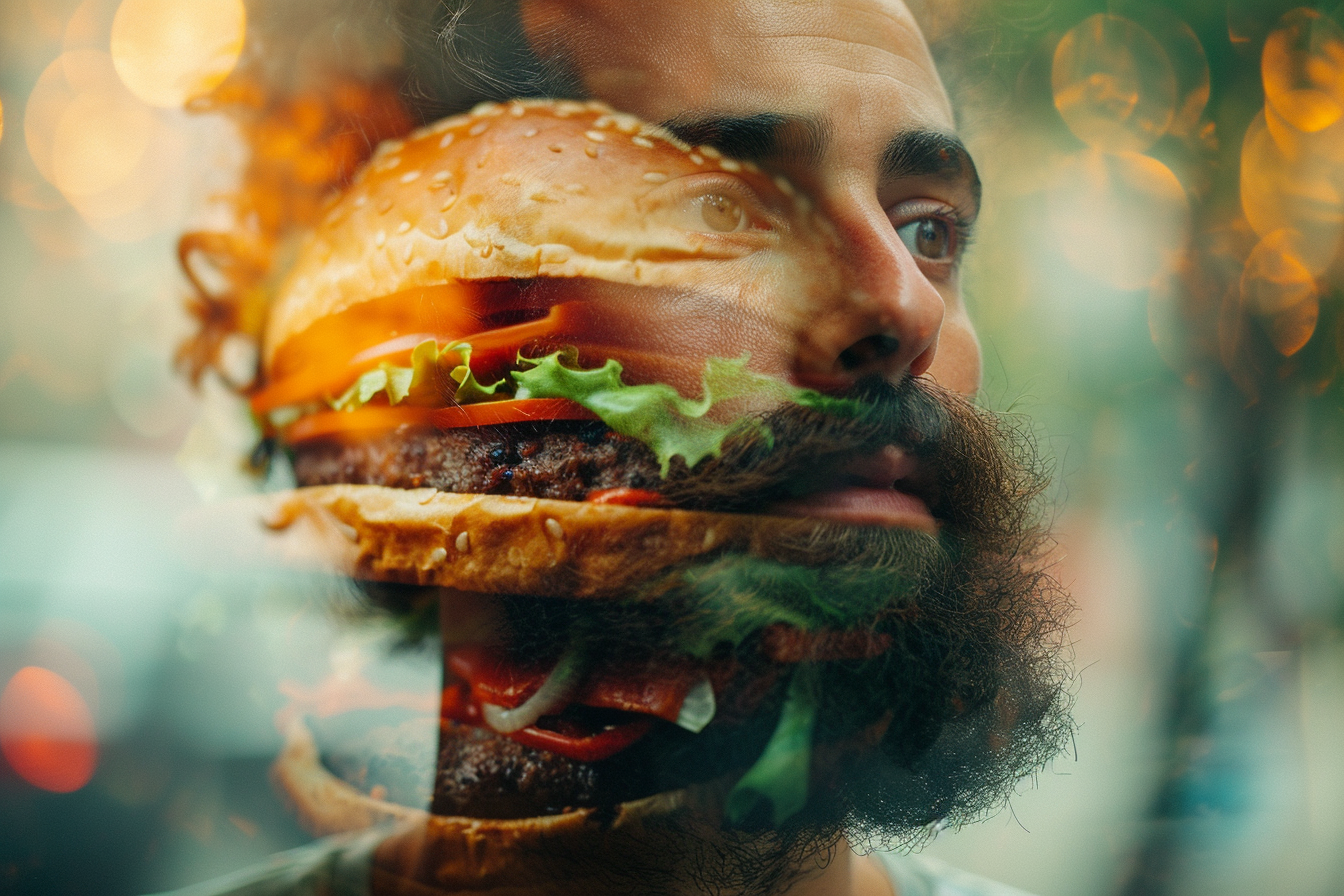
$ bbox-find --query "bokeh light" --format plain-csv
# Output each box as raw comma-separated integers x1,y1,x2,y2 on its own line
1262,8,1344,134
25,51,149,195
110,0,246,109
1047,149,1190,290
0,666,98,793
1240,110,1344,274
1240,229,1320,357
1110,2,1210,139
1053,14,1177,152
51,84,154,199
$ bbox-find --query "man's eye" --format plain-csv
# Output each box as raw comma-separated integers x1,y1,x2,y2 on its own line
896,217,955,260
697,193,746,232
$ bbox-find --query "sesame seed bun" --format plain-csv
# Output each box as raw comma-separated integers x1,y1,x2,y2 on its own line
199,484,823,599
262,99,808,371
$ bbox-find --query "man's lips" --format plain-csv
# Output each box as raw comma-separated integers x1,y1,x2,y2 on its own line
767,446,937,532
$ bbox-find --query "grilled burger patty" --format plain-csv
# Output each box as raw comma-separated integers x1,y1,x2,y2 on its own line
291,421,665,500
431,697,783,818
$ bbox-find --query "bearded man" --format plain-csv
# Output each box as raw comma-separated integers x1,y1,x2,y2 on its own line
162,1,1073,894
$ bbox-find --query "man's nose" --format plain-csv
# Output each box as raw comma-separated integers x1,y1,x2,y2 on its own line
792,205,944,391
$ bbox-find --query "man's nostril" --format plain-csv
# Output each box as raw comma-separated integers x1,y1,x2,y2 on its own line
837,333,901,371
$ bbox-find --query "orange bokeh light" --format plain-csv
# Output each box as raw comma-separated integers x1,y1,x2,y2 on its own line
1240,110,1344,274
1240,230,1320,357
1262,8,1344,134
110,0,246,109
1053,14,1177,153
0,666,98,793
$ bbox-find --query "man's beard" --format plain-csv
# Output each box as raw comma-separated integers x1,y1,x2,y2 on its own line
353,376,1075,896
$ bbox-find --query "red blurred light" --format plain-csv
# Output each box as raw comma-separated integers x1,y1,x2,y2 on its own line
0,666,98,793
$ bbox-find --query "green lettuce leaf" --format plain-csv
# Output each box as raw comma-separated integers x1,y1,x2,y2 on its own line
327,339,866,478
512,350,864,475
724,664,819,827
331,340,510,410
655,555,919,659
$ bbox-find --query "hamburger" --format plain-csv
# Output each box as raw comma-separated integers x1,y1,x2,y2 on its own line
226,98,1070,892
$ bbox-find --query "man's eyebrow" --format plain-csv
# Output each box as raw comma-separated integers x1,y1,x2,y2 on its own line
882,130,982,213
659,112,828,166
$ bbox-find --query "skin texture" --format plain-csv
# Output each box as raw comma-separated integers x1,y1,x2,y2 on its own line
521,0,984,398
508,2,980,893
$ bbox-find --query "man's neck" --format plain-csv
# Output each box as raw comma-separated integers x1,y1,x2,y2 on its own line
781,843,895,896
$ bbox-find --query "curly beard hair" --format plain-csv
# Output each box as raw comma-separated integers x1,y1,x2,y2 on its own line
342,375,1074,896
475,376,1076,894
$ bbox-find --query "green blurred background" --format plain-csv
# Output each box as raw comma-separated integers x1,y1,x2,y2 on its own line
2,0,1344,893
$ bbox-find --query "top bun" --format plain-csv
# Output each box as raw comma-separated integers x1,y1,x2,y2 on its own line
262,99,814,368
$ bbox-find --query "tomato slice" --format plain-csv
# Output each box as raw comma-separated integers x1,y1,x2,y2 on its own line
264,284,481,399
254,301,605,414
446,646,700,725
281,399,596,443
585,488,669,507
440,680,654,762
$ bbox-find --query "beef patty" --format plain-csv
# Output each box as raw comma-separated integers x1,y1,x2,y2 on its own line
292,421,665,500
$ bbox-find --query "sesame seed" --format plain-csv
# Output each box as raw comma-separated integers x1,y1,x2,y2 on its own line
439,132,455,149
374,230,386,247
642,172,669,183
631,136,655,149
468,121,488,136
544,518,564,539
440,194,457,211
585,144,599,158
719,158,741,172
428,546,448,564
584,130,606,142
699,145,721,159
689,153,704,165
613,114,640,133
702,528,717,549
509,103,526,117
377,197,393,214
773,176,796,196
456,531,471,552
426,218,450,238
400,170,422,184
401,242,415,263
471,101,500,116
523,128,539,137
353,195,368,208
396,220,411,234
548,144,564,153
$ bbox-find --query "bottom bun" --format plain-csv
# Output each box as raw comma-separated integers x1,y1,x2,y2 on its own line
273,717,720,893
186,484,825,598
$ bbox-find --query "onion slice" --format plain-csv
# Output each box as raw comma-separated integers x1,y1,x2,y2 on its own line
481,648,587,734
674,677,716,733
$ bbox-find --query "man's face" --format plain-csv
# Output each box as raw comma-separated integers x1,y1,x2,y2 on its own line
521,0,983,397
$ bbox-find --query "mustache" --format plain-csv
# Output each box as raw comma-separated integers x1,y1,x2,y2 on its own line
661,376,1049,543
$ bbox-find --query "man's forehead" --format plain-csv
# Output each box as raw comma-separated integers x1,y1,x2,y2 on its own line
523,0,954,122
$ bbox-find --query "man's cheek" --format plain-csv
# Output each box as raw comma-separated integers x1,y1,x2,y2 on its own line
923,312,981,396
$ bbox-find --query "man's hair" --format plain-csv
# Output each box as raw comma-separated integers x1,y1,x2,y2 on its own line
396,0,586,121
